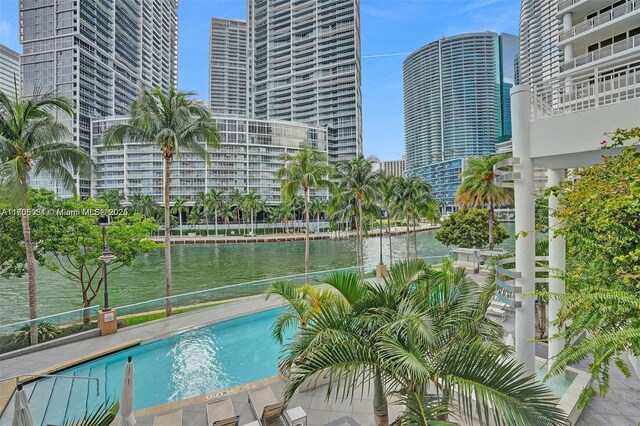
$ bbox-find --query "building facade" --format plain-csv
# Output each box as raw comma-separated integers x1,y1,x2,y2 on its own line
518,0,561,86
504,0,640,380
247,0,362,162
209,18,248,117
0,44,20,99
92,116,328,205
381,157,405,178
403,32,518,206
20,0,178,197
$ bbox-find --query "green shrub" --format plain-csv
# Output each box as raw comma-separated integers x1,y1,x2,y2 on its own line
435,208,508,248
11,322,62,346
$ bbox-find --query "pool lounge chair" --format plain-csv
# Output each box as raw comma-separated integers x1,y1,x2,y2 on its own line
248,387,286,425
153,409,183,426
207,398,240,426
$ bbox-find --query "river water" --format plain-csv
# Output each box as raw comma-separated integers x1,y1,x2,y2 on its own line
0,225,515,324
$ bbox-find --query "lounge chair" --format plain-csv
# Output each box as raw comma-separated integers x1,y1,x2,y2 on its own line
248,387,286,425
207,398,240,426
153,409,183,426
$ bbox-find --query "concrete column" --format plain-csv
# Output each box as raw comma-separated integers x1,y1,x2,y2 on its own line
511,84,536,374
547,168,566,372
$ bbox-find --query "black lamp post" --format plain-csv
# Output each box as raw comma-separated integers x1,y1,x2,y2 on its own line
98,218,116,311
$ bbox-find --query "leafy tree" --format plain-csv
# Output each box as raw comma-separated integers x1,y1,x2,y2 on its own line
281,259,567,426
102,87,220,316
0,89,92,345
31,195,161,320
546,129,640,404
455,154,513,250
333,156,382,274
276,147,334,278
436,209,508,249
171,197,188,237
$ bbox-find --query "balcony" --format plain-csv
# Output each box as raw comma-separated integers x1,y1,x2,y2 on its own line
560,34,640,71
559,1,639,42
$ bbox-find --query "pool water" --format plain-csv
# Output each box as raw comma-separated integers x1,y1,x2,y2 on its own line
5,308,288,426
535,360,575,398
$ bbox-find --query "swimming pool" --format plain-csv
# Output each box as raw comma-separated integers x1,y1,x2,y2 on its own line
2,308,288,426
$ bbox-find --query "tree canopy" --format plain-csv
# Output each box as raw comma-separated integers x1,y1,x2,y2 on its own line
436,209,509,249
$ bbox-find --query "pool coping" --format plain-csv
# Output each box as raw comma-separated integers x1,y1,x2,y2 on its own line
0,339,142,416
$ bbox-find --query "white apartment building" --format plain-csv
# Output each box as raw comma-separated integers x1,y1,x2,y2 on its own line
20,0,178,197
0,44,20,100
91,116,328,205
381,158,405,178
209,18,248,117
501,0,640,393
247,0,362,162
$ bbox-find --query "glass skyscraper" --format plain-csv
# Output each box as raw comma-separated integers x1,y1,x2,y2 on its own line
403,32,518,207
20,0,178,197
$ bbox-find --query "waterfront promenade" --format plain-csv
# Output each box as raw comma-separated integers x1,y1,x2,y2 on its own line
151,224,440,244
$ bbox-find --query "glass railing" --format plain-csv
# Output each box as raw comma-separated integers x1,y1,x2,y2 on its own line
560,34,640,71
559,0,639,42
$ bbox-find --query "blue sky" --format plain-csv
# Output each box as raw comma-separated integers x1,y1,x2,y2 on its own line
0,0,520,160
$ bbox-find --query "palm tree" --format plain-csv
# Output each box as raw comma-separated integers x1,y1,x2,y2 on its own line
130,193,159,218
333,156,383,274
309,198,325,233
194,190,207,232
455,154,513,251
279,203,294,233
276,146,334,279
218,201,234,236
281,259,567,426
229,188,244,224
102,87,220,316
205,188,223,236
0,90,92,345
171,198,188,237
188,206,204,231
99,189,124,209
379,174,395,265
242,190,262,236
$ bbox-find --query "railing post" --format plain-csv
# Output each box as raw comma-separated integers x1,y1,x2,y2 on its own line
594,67,599,108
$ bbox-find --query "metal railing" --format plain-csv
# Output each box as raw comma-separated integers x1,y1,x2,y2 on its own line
531,63,640,120
7,374,100,394
557,0,583,12
559,0,639,42
560,34,640,72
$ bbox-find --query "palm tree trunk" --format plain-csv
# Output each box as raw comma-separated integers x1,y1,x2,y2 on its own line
488,201,495,251
357,198,364,275
406,211,411,260
316,213,320,234
304,188,310,281
386,211,393,265
214,208,218,236
178,213,182,237
251,209,255,235
206,213,210,237
21,212,38,346
373,369,389,426
164,159,173,317
413,217,418,258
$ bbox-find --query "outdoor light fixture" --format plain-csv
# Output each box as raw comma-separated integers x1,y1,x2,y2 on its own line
97,217,117,311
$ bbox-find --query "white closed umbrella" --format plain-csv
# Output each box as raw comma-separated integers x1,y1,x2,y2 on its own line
12,383,33,426
505,333,515,347
118,356,136,426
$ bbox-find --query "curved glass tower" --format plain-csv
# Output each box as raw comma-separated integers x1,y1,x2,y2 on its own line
403,32,518,207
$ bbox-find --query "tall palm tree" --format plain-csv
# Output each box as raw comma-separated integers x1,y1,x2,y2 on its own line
379,174,395,265
130,193,159,218
188,206,204,230
242,190,262,236
281,259,567,426
455,154,513,251
171,197,188,237
333,156,382,274
229,188,244,224
279,203,294,233
276,147,334,279
194,190,207,232
99,189,124,209
102,87,220,316
0,90,92,345
205,188,223,236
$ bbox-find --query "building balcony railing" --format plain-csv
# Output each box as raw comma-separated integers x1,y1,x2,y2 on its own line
560,34,640,71
559,0,639,42
531,63,640,120
558,0,583,12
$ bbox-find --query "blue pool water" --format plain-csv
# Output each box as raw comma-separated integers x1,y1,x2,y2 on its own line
10,308,287,426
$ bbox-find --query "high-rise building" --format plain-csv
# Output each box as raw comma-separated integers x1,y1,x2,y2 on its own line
20,0,178,196
209,18,248,117
247,0,362,162
518,0,560,86
0,44,20,100
381,157,405,178
92,116,328,205
403,32,518,207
